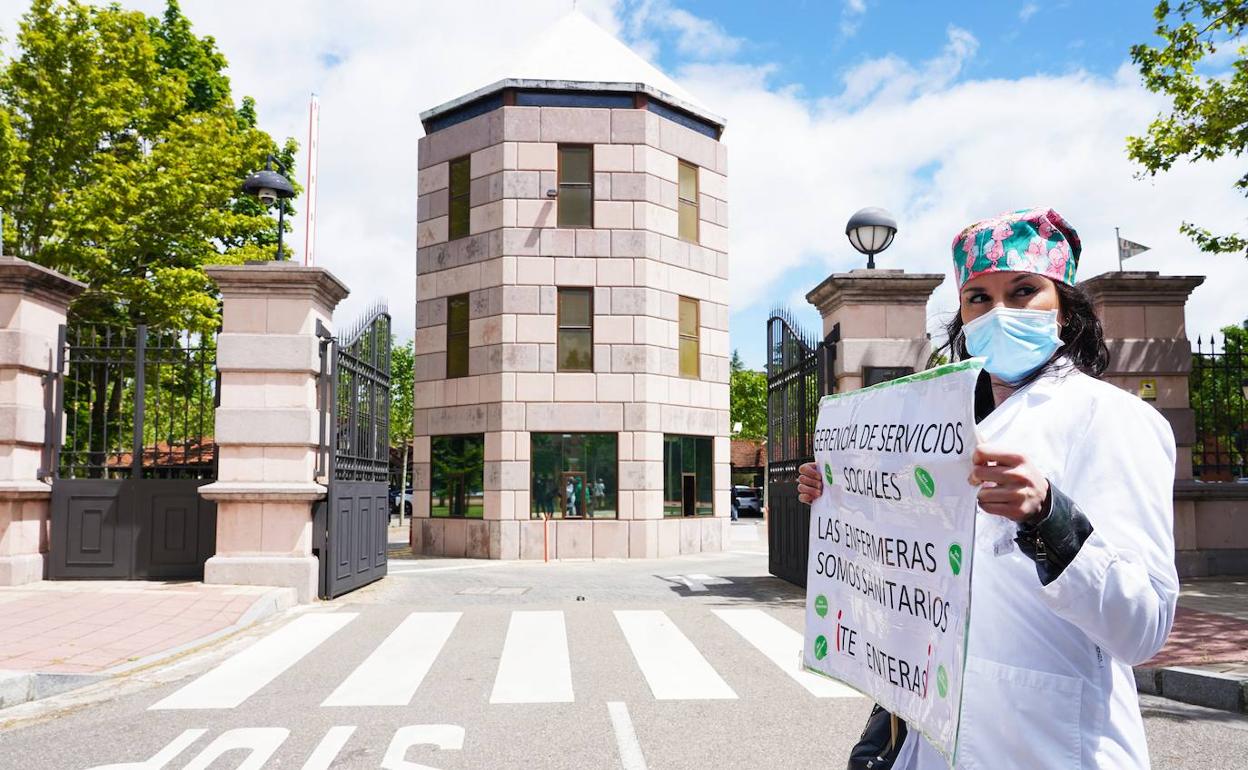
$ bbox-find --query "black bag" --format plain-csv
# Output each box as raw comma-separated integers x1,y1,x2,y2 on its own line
848,704,907,769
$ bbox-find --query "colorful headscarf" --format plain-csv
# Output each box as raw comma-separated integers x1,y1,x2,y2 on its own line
951,207,1080,288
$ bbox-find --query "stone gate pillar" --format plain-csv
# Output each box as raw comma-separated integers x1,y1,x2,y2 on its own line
200,263,349,603
1080,271,1207,572
806,269,945,392
0,256,85,585
1080,271,1204,480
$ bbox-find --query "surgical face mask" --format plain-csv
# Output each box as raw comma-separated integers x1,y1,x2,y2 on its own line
962,307,1062,383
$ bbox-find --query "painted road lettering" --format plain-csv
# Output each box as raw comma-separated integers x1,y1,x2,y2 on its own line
85,725,466,770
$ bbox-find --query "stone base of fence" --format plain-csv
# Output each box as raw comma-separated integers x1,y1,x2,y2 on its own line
412,517,728,560
1175,481,1248,578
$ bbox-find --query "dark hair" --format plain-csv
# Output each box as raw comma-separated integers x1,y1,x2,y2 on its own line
935,281,1110,384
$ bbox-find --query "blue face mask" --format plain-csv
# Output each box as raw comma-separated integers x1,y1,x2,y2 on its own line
962,307,1062,383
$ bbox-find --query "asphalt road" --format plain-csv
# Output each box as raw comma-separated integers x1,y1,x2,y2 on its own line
1,521,1246,769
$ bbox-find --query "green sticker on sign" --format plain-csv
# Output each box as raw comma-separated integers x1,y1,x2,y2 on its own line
936,665,949,698
814,635,828,660
948,543,963,576
915,466,936,498
823,463,835,486
814,594,828,617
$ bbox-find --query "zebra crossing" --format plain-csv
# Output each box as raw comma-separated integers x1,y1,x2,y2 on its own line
149,606,861,711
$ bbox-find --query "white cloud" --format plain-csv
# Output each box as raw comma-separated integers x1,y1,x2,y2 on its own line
681,45,1248,365
0,0,1242,372
622,0,741,61
841,0,868,39
1020,3,1040,22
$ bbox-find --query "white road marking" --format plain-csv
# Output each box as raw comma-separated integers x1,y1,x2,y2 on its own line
183,728,288,770
381,724,464,770
490,610,574,703
607,701,649,770
300,726,356,770
661,575,707,592
323,612,461,706
685,573,731,585
614,610,737,700
713,609,861,698
150,614,356,710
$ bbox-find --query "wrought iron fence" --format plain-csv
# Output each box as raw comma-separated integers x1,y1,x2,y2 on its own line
54,324,217,480
328,304,392,483
765,309,836,587
1191,332,1247,480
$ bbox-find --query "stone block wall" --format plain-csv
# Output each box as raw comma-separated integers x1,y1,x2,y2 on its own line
412,104,730,559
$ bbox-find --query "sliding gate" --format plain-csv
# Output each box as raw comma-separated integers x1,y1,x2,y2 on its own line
315,305,392,599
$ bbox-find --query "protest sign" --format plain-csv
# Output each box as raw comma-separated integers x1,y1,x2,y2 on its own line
803,360,984,765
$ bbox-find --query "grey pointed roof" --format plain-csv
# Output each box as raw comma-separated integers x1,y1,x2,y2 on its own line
421,10,724,130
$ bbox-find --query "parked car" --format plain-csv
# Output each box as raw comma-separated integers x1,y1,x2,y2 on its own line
389,488,413,518
731,485,762,517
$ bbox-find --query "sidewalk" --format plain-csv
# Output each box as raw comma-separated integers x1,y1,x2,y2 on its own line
0,581,295,709
1138,578,1248,712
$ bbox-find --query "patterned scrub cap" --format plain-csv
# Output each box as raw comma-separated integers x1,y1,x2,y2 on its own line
951,207,1081,288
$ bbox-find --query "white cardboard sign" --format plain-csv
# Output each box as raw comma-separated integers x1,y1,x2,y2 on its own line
803,361,984,764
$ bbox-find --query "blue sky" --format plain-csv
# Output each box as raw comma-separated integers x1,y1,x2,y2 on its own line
615,0,1245,370
668,1,1157,87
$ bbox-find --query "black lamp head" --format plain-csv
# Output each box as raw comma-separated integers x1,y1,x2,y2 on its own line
242,157,295,205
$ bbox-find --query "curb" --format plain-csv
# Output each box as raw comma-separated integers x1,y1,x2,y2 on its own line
1135,665,1248,713
0,585,297,710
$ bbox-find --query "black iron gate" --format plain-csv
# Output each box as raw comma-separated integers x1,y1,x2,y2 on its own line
47,325,218,580
315,305,392,600
766,311,836,587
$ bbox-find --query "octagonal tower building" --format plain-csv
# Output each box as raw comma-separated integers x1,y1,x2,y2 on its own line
411,11,730,559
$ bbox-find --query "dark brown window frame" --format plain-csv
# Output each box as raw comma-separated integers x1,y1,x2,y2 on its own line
678,159,699,244
678,295,700,379
557,145,594,229
446,293,470,379
448,155,471,241
557,287,594,372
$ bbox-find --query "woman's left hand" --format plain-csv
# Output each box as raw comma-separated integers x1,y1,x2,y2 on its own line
968,444,1050,524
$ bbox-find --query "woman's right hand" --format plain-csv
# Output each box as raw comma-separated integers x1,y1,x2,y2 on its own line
797,462,823,504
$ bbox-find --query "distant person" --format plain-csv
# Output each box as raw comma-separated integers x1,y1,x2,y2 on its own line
533,475,547,518
798,208,1177,769
594,478,606,510
564,478,576,517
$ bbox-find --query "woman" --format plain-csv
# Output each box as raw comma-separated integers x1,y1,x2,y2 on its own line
798,208,1178,769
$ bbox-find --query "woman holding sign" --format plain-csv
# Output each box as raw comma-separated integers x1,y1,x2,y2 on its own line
799,208,1177,770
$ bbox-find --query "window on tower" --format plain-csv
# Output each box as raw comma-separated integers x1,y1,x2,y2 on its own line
558,145,593,228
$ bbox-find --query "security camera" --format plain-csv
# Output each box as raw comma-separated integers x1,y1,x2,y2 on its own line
257,188,278,205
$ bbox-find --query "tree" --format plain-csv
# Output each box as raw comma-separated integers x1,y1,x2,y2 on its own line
390,337,415,508
729,349,768,440
0,0,298,333
1129,1,1248,256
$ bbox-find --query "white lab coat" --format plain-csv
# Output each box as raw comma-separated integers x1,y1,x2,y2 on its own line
898,366,1178,769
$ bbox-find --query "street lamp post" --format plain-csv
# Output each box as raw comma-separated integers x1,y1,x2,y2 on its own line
242,156,296,261
845,207,898,270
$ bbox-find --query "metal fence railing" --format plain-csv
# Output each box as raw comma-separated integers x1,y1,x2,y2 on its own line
1191,331,1247,481
54,324,217,480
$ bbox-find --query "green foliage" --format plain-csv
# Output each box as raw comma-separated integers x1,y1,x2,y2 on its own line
390,337,414,449
0,0,298,333
1129,1,1248,256
730,349,768,440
